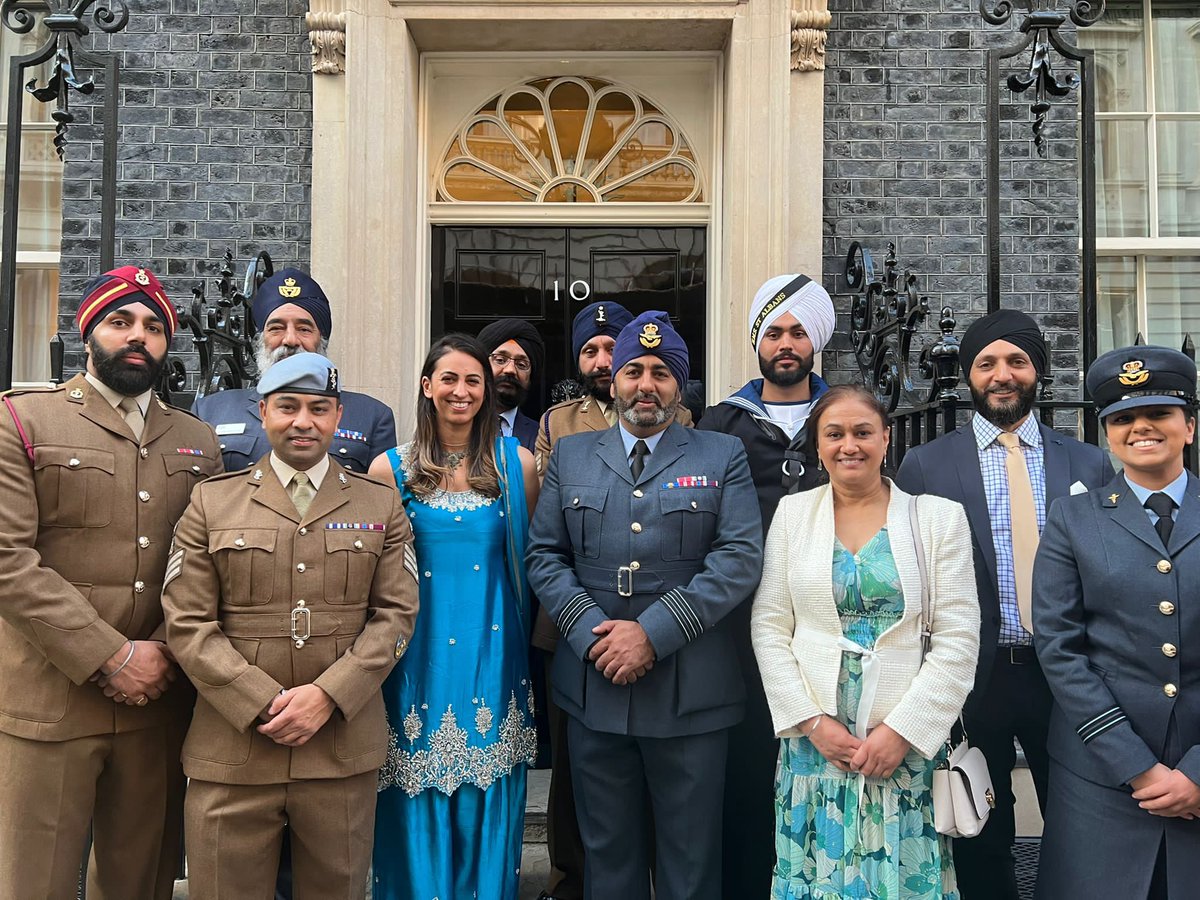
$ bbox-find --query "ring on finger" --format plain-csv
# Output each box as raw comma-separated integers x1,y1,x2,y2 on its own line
136,696,149,707
116,692,127,701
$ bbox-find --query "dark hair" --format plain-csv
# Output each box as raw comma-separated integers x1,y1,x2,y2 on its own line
409,333,500,499
806,384,892,478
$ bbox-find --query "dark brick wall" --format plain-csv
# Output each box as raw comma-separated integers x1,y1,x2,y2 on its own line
821,0,1084,406
58,0,313,382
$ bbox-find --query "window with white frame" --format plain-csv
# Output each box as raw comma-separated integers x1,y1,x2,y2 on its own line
0,22,62,385
1079,0,1200,353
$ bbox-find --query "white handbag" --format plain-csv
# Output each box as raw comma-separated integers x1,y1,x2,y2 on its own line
909,497,996,839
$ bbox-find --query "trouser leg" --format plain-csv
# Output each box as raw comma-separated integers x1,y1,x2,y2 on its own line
185,779,286,900
288,771,377,900
545,668,585,900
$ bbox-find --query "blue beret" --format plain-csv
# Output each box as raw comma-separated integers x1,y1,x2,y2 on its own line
253,267,333,338
572,301,633,361
257,352,341,398
612,310,689,389
1086,345,1197,420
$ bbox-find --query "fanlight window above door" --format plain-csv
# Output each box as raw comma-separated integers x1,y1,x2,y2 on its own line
436,77,704,204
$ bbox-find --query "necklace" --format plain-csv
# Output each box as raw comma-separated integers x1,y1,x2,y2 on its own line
442,444,468,471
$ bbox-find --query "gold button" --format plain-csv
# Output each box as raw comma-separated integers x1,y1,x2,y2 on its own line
1158,559,1173,573
133,581,145,593
68,458,80,467
234,538,246,547
296,563,306,573
138,537,150,549
354,539,364,550
631,522,642,533
1162,643,1178,658
630,561,640,570
299,527,307,536
192,464,201,473
140,447,149,458
691,500,698,509
1160,600,1176,615
573,498,580,506
138,491,150,502
1164,683,1178,698
339,448,347,455
633,489,644,498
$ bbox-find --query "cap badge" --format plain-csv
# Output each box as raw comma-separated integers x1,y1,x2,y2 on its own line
279,277,301,299
638,322,662,349
327,366,338,392
595,305,607,324
134,268,150,286
1118,359,1151,387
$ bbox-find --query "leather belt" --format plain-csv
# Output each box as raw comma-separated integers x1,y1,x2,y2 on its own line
574,561,698,597
219,609,366,640
998,645,1038,665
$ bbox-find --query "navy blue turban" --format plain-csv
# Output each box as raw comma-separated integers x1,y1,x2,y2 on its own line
571,301,633,361
612,310,690,389
252,267,333,338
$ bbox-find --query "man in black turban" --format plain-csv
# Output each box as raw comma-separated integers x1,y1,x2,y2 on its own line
896,308,1113,899
477,318,546,451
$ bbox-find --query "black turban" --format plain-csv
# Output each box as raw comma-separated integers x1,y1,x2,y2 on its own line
959,309,1048,377
477,318,545,375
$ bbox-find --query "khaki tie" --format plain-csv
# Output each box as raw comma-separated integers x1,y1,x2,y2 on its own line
290,473,316,517
601,403,617,427
118,397,144,442
998,432,1038,634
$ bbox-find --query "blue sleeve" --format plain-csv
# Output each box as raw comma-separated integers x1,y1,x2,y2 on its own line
368,401,397,461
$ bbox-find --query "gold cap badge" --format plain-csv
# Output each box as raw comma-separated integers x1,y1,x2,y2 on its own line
1118,359,1151,387
278,277,302,299
134,268,150,286
638,323,662,349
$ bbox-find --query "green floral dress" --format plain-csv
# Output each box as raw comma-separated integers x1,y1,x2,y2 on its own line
771,528,958,900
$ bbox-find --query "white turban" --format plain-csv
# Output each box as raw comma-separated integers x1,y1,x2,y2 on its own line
748,274,836,355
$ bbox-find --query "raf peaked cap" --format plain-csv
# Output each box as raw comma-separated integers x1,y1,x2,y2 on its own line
1087,344,1198,420
257,352,341,398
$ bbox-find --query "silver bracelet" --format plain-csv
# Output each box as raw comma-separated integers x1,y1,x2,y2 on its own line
105,641,136,678
805,714,824,737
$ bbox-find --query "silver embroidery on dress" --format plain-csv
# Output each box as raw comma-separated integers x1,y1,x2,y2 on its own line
378,692,537,797
398,442,497,513
403,705,422,742
475,701,494,737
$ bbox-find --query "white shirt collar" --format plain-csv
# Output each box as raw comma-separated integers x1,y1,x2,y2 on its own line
269,451,331,490
83,372,153,417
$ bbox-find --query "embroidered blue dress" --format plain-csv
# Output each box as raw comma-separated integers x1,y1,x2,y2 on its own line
772,529,958,900
373,439,537,900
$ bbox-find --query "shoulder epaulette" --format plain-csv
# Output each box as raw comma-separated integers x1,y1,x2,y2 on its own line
1,384,63,400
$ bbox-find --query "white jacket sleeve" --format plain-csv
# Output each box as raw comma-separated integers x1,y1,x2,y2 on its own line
751,506,823,736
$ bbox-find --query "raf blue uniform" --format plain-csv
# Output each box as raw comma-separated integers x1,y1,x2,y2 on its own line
527,421,763,900
194,388,395,475
1034,345,1200,899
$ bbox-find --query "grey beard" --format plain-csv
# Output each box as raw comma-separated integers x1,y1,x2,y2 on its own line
254,335,330,377
615,392,677,429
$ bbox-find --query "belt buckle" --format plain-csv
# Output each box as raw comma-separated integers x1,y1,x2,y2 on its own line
290,600,311,648
617,566,634,597
1008,646,1027,665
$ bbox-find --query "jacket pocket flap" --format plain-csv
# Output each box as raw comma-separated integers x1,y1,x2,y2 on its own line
324,530,385,555
659,490,719,514
561,485,608,512
208,528,277,553
34,446,115,474
163,453,219,476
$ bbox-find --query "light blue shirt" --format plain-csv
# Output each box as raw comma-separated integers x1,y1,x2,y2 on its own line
1125,469,1188,526
498,407,518,438
973,413,1046,646
618,423,667,464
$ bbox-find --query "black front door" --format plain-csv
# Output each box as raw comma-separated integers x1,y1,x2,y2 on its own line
431,226,707,417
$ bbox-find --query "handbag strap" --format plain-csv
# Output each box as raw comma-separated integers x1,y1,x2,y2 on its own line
908,495,933,659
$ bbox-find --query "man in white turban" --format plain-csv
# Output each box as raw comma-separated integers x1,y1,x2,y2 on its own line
696,272,837,897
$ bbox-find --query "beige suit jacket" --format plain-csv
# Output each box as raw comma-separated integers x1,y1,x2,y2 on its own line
162,455,419,784
0,373,222,741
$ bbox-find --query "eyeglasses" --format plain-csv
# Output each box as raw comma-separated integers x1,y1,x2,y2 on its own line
489,352,531,373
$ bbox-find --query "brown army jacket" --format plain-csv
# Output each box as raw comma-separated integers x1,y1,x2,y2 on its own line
162,455,419,785
0,373,222,741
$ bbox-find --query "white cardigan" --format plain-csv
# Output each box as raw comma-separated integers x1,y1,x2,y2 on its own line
751,480,980,759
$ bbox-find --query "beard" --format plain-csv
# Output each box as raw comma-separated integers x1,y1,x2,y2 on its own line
758,348,814,388
88,336,166,396
495,373,529,410
254,334,330,376
615,389,678,429
970,379,1039,428
580,368,612,403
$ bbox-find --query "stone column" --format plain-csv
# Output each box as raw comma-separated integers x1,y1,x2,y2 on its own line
788,0,830,280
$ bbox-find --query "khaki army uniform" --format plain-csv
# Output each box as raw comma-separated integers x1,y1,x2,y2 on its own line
0,373,222,900
162,454,419,900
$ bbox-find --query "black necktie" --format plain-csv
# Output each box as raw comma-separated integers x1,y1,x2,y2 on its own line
1145,492,1177,547
630,439,649,481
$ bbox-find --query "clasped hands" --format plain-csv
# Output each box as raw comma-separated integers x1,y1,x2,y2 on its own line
1130,763,1200,819
92,640,176,706
257,684,336,748
588,620,655,686
801,716,911,779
